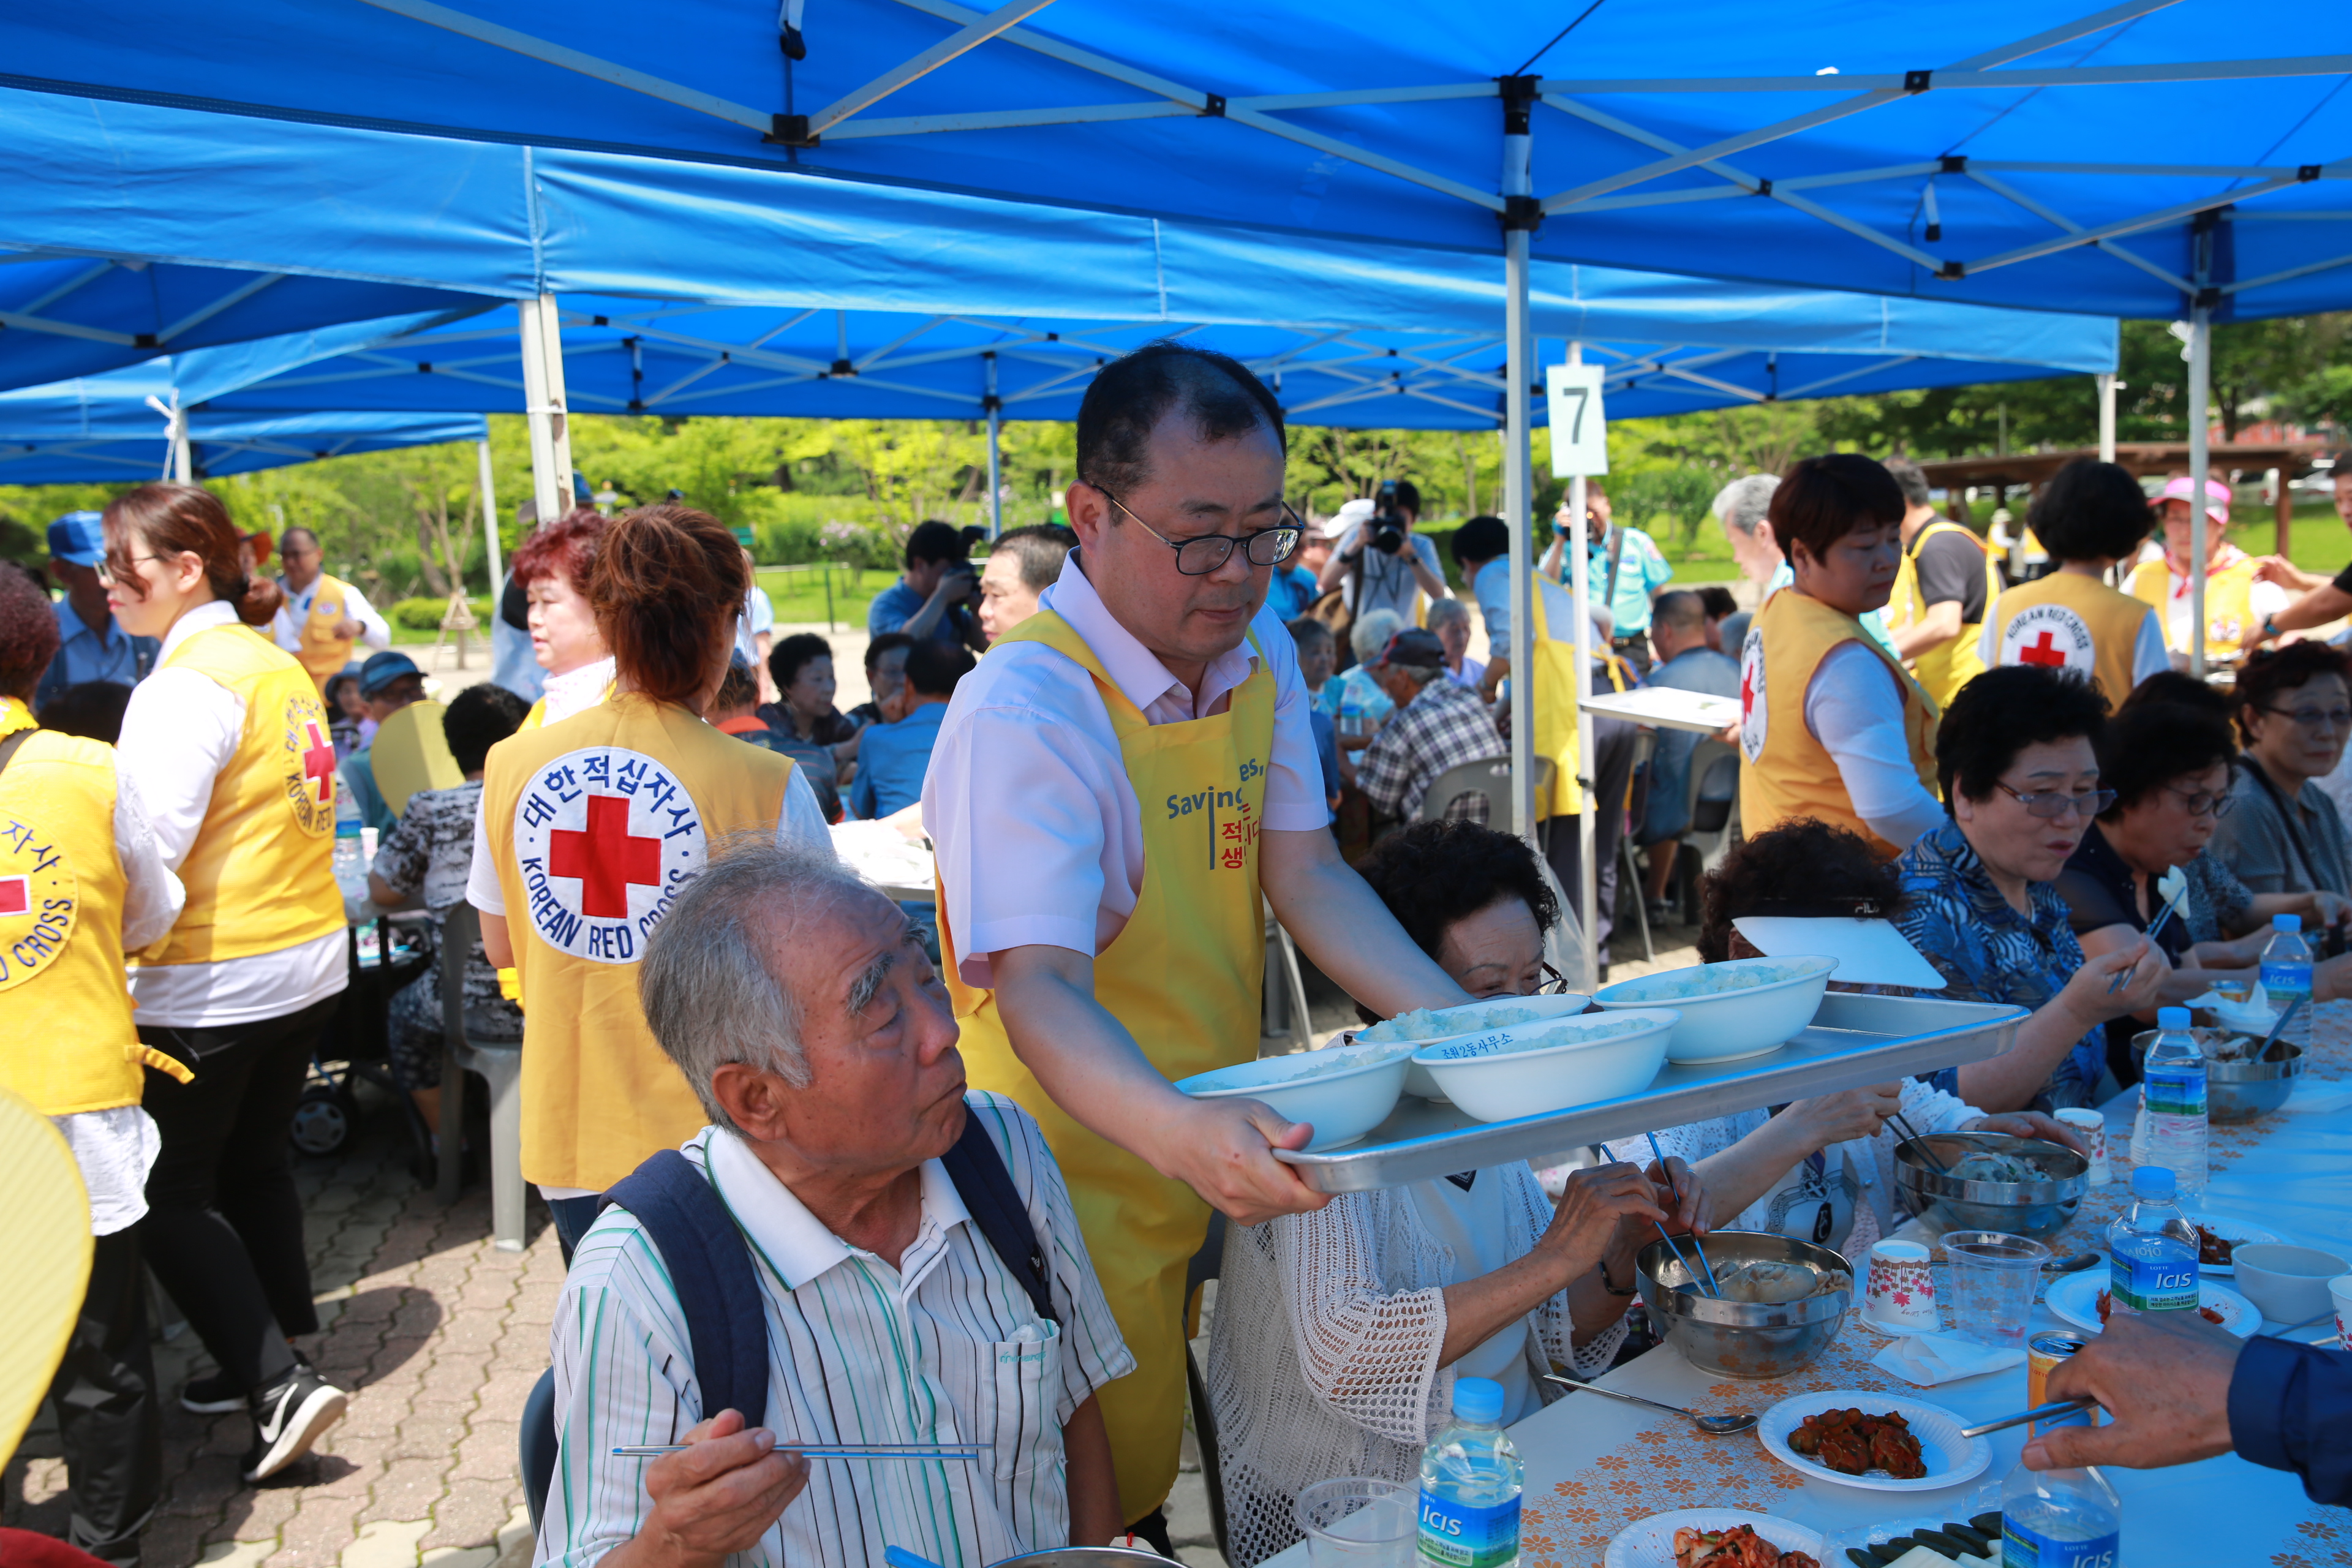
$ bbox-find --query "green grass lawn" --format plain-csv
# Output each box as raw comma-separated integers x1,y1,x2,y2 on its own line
755,565,887,630
2231,502,2351,576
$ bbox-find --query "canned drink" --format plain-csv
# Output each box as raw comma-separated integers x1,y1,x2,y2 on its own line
2027,1332,2088,1437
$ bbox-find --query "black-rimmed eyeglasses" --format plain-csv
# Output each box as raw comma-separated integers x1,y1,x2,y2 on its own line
1098,488,1303,576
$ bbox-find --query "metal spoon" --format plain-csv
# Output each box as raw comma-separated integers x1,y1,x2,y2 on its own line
1542,1373,1758,1436
2041,1252,2100,1275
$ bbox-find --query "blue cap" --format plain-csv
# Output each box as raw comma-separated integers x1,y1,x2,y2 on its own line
2157,1006,2190,1030
2275,913,2301,932
45,511,105,568
1452,1376,1504,1425
2131,1166,2176,1199
356,650,424,697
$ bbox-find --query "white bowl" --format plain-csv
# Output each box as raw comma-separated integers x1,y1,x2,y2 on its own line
2231,1243,2350,1326
1355,993,1593,1100
1409,1009,1676,1123
1175,1041,1411,1151
1591,956,1836,1063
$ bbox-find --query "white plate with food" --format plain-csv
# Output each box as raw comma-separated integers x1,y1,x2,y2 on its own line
2043,1269,2260,1338
1604,1509,1824,1568
1823,1512,2004,1566
2182,1213,2282,1276
1174,1039,1411,1151
1355,995,1592,1100
1591,956,1836,1064
1757,1392,1990,1494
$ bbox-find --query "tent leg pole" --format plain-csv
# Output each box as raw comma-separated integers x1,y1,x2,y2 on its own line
2097,373,2117,465
478,439,502,592
985,352,1004,540
2187,305,2211,680
518,293,573,523
1503,231,1534,851
1566,341,1597,992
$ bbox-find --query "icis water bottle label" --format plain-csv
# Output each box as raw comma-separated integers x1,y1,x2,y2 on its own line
2260,959,2312,1000
2143,1065,2206,1117
1417,1490,1520,1568
2003,1518,2117,1567
2109,1234,2198,1313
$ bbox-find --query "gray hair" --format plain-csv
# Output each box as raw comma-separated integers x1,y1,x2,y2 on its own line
1350,607,1404,663
1425,597,1472,633
1711,473,1780,537
637,836,879,1132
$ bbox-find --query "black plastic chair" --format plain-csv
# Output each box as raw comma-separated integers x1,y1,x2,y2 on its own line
522,1365,560,1534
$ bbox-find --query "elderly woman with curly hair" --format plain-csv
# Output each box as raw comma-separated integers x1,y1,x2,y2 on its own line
1607,816,2082,1259
1207,821,1705,1567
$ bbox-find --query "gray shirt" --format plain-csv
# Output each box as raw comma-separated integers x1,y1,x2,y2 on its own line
1333,522,1444,622
2211,760,2352,897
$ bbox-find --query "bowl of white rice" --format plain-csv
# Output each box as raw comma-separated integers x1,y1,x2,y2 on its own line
1358,994,1593,1101
1175,1039,1415,1150
1591,956,1836,1064
1408,1009,1677,1123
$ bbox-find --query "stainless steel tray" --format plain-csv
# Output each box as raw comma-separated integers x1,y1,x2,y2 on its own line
1273,992,2025,1193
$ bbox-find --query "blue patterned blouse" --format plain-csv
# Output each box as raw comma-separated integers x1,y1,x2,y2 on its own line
1894,818,2106,1110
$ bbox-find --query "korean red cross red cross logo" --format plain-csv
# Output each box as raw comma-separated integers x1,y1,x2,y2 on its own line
512,747,707,964
2000,603,2097,676
1738,624,1768,764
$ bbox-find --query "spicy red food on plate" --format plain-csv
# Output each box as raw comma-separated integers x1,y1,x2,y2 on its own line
1784,1408,1926,1479
1673,1522,1820,1568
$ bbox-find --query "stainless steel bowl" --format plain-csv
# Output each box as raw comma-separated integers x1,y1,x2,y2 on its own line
2130,1028,2306,1121
1635,1231,1851,1381
989,1551,1178,1568
1893,1131,2089,1240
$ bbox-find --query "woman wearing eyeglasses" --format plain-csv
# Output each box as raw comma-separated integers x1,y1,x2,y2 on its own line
1893,664,2170,1112
2212,641,2352,900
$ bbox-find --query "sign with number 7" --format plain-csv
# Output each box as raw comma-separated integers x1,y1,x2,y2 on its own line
1545,363,1609,478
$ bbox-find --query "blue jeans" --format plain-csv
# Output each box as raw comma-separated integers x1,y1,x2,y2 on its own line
545,1193,603,1266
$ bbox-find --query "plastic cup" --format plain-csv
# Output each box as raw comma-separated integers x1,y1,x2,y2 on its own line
1942,1229,2052,1348
2331,1274,2352,1350
1295,1477,1417,1568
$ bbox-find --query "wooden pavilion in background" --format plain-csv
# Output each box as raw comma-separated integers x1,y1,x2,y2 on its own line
1917,440,2334,558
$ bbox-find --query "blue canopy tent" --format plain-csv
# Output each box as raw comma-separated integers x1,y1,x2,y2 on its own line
0,360,489,483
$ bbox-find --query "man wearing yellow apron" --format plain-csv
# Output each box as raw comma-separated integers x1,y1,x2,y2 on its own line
2127,474,2285,665
1,568,196,1562
271,526,390,690
1882,460,2000,710
924,345,1472,1541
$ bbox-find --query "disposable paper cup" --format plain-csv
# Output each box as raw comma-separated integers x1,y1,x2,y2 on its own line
1863,1238,1940,1332
1295,1478,1416,1568
2332,1274,2352,1351
2054,1107,2110,1185
1942,1229,2051,1348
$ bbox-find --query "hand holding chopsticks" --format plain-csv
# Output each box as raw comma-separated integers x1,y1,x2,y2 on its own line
1960,1398,2097,1439
1644,1132,1719,1297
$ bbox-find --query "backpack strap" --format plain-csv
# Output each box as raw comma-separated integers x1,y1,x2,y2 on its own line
940,1109,1058,1327
601,1150,769,1432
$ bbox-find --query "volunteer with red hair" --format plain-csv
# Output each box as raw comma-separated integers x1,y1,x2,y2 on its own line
511,507,615,731
104,482,351,1484
470,504,833,1258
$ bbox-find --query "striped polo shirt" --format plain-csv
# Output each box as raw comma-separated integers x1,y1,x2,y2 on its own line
536,1094,1134,1568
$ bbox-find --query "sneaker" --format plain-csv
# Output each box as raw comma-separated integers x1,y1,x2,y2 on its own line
184,1350,312,1415
242,1367,347,1482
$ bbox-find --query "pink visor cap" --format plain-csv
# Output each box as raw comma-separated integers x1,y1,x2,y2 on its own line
2159,473,2231,524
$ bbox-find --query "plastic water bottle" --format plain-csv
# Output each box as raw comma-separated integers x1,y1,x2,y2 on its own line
1340,684,1366,741
2106,1164,2199,1316
2000,1408,2120,1567
331,775,368,907
2259,911,2313,1057
1418,1377,1521,1568
2139,1004,2208,1196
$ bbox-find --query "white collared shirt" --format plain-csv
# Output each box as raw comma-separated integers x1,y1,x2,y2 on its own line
115,600,346,1027
538,655,617,726
921,552,1328,986
270,574,391,658
537,1097,1133,1568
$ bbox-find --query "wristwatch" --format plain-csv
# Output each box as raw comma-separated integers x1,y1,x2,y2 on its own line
2261,613,2281,641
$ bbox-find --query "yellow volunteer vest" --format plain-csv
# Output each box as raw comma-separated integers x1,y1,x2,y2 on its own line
2129,554,2258,660
1524,582,1630,819
481,692,794,1193
1884,521,2000,709
1738,588,1940,859
141,622,344,967
0,701,189,1114
292,573,363,688
940,608,1272,1525
1989,569,2157,707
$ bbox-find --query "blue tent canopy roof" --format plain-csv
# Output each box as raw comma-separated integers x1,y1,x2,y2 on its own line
0,359,489,483
187,295,2110,431
3,1,2346,317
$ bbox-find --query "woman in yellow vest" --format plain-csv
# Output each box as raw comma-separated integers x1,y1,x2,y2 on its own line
1982,458,2168,706
269,525,391,691
0,567,192,1559
472,503,833,1259
2127,473,2286,664
1882,458,2001,710
101,483,352,1483
510,508,616,732
1738,454,1944,859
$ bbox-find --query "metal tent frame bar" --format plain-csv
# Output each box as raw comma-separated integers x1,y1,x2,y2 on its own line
0,254,289,349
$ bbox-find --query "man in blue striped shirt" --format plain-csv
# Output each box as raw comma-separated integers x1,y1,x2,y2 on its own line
540,842,1131,1568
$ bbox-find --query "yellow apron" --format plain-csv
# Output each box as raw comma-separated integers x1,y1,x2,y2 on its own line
940,608,1272,1526
293,573,363,690
1526,582,1630,819
2128,554,2259,660
1885,521,1999,709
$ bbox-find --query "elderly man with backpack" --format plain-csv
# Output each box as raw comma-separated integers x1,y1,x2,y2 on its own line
533,841,1131,1568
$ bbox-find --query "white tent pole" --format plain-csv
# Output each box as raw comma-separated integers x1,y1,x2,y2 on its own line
1567,342,1598,991
2097,373,2117,464
1501,96,1536,851
985,351,1004,539
171,408,192,484
478,438,503,589
518,298,561,524
2187,304,2212,678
